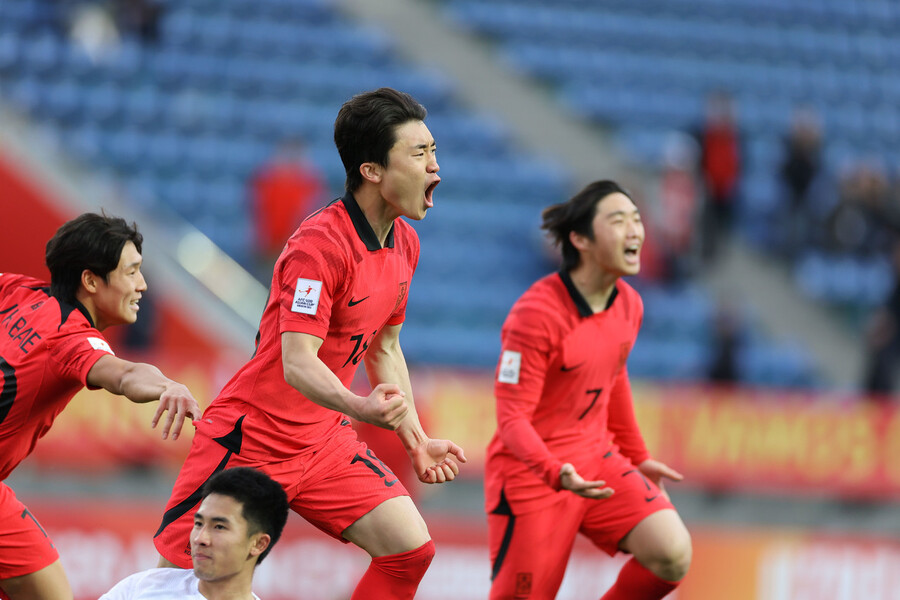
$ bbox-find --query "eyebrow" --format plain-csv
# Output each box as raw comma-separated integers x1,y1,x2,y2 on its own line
413,141,436,150
604,209,640,219
194,514,232,525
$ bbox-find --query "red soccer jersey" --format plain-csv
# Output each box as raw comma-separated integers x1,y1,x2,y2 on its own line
210,193,419,459
0,273,115,481
485,271,650,513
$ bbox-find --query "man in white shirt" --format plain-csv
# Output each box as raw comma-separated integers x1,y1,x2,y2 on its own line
101,467,288,600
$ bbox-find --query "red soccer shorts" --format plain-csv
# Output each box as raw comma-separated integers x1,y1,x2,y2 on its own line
154,406,411,567
0,483,59,579
487,450,675,599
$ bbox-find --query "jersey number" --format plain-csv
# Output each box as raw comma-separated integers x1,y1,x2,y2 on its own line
0,356,17,426
342,331,376,368
578,388,603,420
351,448,399,487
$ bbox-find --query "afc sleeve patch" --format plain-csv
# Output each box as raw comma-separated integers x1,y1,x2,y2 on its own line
292,278,323,315
497,350,522,384
87,337,114,355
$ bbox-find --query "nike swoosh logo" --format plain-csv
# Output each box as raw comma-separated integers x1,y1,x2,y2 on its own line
560,362,585,372
348,296,369,307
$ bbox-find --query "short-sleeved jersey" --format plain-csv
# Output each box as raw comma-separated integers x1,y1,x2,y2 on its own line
209,192,419,459
100,567,262,600
0,273,114,481
485,271,650,513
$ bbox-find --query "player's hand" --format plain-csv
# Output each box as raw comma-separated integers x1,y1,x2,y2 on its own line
409,438,467,484
559,463,614,499
151,383,200,441
355,383,409,431
637,458,683,501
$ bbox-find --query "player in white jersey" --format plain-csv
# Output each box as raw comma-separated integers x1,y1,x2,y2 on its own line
101,468,288,600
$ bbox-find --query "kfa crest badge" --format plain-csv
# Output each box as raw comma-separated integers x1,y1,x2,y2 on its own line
392,281,408,313
616,342,631,372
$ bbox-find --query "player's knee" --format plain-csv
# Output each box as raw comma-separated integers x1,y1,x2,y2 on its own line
651,534,692,582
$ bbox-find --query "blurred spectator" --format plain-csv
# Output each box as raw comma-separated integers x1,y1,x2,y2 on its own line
862,241,900,397
695,91,742,264
249,138,327,280
863,308,896,396
825,160,892,258
114,0,163,43
67,2,121,63
657,131,701,284
779,106,824,259
708,298,742,384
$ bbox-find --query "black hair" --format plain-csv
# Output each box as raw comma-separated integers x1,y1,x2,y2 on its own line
45,212,143,304
541,180,633,271
334,87,427,192
201,467,289,565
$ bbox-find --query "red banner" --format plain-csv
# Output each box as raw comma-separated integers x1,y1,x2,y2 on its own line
632,385,900,499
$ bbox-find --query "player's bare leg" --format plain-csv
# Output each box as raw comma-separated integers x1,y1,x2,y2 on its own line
619,508,692,581
0,560,73,600
343,495,430,557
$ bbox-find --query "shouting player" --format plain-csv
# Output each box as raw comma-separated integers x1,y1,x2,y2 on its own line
154,88,465,599
486,181,692,599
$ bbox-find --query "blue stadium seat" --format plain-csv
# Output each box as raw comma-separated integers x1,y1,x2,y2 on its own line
123,86,165,130
19,30,62,79
41,78,83,122
0,28,21,75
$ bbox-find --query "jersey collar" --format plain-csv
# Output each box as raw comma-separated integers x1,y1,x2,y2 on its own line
558,270,618,317
341,192,395,251
72,300,96,328
57,299,95,330
46,286,96,329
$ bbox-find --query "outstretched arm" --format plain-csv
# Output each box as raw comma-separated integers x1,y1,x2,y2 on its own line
364,324,466,484
86,354,200,440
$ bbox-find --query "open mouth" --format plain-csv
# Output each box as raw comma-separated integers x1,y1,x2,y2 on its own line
424,178,440,208
624,244,641,261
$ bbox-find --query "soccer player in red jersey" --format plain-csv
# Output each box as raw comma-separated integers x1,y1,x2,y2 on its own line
154,88,466,599
0,213,200,600
485,181,692,599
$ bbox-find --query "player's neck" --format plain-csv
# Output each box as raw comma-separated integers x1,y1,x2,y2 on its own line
353,187,397,247
73,291,106,331
197,573,255,600
567,265,618,313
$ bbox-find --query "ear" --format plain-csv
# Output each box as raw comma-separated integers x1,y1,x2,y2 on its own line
81,269,100,294
360,162,383,184
568,230,590,253
249,533,271,559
